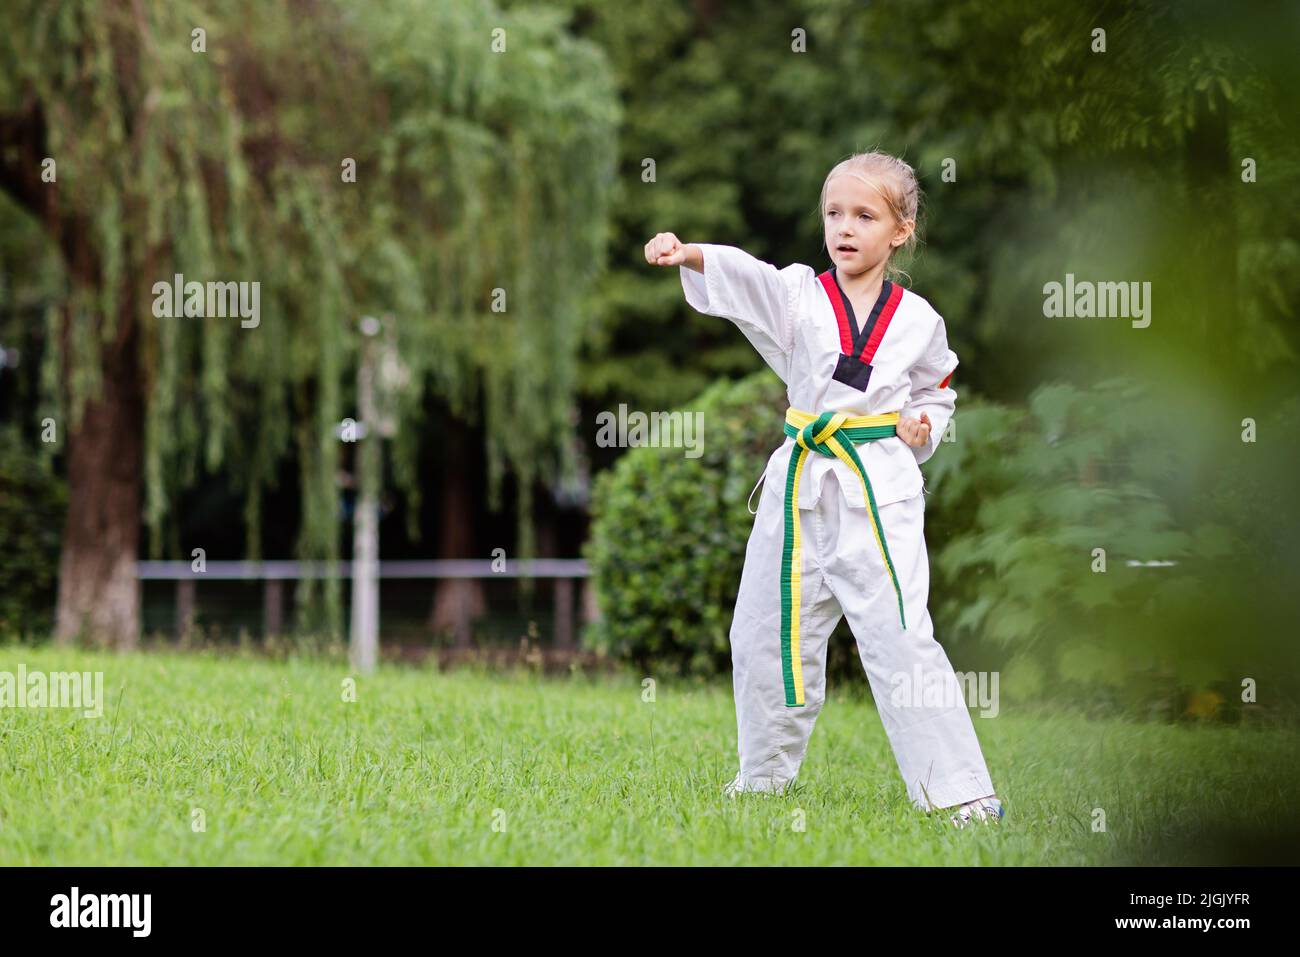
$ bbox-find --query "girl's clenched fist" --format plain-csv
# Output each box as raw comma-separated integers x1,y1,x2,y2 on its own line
897,411,932,449
644,232,703,271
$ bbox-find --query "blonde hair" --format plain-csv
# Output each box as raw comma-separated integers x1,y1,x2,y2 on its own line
817,150,924,286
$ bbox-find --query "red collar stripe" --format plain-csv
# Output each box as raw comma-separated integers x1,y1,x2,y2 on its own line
817,271,856,354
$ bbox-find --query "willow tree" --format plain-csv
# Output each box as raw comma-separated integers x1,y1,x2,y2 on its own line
0,0,617,647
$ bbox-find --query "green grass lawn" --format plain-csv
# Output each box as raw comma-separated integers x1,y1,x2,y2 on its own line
1,643,1297,866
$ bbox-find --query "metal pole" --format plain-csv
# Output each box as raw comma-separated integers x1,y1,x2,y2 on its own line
350,317,381,673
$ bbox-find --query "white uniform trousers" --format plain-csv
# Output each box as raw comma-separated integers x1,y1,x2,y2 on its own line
726,467,996,811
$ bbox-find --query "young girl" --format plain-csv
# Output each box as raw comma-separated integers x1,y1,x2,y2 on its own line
644,151,1002,828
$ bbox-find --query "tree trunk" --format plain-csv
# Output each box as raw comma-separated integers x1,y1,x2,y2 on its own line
54,305,144,649
0,100,145,650
428,418,484,648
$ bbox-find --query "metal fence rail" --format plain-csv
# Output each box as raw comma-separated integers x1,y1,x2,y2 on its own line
137,560,596,647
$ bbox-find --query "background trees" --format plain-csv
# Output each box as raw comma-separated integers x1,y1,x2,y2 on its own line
0,0,617,646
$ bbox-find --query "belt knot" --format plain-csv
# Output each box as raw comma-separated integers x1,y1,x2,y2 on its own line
795,411,848,455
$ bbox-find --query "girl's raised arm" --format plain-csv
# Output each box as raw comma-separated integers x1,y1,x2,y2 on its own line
646,232,805,385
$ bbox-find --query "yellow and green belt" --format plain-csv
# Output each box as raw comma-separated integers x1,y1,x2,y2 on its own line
779,408,908,707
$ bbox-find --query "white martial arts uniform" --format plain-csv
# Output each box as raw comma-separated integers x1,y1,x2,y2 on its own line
680,243,996,811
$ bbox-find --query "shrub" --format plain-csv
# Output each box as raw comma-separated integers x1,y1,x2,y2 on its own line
925,379,1300,719
583,370,789,676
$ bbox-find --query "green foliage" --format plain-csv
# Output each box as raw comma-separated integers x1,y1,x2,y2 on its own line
584,370,787,674
929,380,1192,652
927,379,1300,715
0,426,65,637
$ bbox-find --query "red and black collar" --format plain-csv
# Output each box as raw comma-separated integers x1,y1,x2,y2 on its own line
816,267,904,363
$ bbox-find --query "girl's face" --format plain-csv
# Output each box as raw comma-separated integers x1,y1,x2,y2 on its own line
822,174,912,276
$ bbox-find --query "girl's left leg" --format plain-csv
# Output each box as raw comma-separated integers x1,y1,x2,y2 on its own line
823,487,997,812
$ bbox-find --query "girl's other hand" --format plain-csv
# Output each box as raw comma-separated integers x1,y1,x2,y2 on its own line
897,412,932,448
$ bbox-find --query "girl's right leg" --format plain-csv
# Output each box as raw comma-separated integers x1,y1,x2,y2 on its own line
726,477,842,794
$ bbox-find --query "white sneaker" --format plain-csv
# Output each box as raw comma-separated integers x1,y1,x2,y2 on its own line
950,795,1004,828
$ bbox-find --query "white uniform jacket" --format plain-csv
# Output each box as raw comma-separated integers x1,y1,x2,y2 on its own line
681,243,959,509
